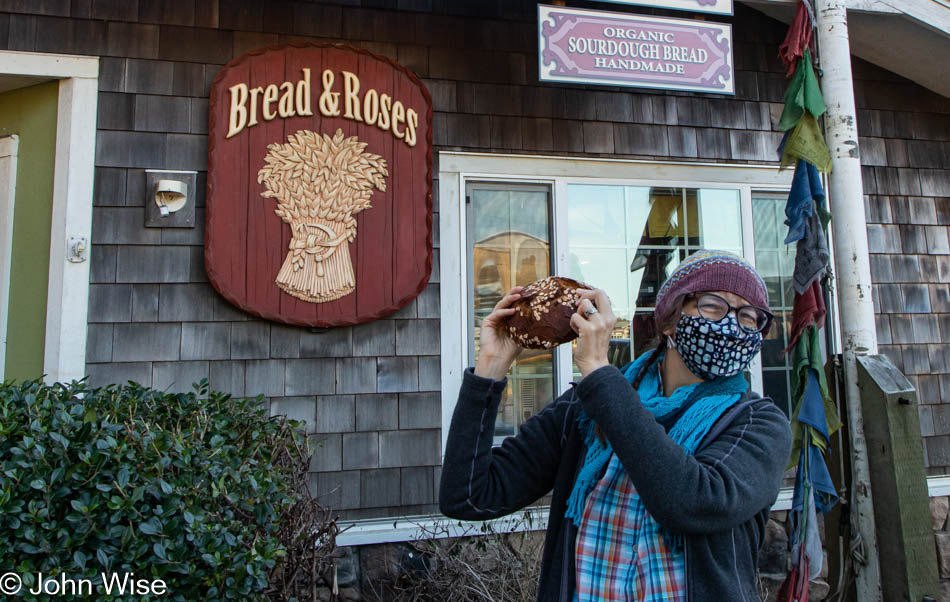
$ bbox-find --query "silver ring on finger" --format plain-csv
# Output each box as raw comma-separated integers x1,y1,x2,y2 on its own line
583,307,599,318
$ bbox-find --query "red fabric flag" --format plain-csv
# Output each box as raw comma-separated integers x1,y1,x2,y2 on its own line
776,558,810,602
780,1,814,78
784,279,826,354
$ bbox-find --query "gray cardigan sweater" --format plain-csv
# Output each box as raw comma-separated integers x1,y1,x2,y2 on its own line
439,365,792,601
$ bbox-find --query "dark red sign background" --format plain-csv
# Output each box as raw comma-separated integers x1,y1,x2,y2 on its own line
206,43,433,327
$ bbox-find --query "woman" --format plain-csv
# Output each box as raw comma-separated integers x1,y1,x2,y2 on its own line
439,250,792,601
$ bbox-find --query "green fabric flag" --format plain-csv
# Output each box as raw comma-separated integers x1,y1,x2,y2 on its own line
780,112,833,173
778,49,827,132
786,325,843,470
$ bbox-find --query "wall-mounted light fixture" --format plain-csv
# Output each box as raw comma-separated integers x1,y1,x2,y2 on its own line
145,170,197,228
155,179,188,217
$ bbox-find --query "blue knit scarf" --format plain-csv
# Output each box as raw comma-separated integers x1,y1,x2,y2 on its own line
564,351,749,531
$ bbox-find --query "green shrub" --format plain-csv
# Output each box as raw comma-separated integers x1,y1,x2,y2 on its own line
0,379,338,601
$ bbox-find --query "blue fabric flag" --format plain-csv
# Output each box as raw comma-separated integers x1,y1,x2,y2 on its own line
808,439,839,513
796,369,830,441
784,160,826,244
791,431,839,515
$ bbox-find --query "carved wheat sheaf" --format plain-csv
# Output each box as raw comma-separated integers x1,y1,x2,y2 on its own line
257,129,388,303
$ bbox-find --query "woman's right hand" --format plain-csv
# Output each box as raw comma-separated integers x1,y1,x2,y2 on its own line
474,287,524,380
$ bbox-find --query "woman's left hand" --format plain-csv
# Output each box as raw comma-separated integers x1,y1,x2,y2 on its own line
571,289,617,378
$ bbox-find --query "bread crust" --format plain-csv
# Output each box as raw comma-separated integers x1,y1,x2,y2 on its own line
505,276,592,349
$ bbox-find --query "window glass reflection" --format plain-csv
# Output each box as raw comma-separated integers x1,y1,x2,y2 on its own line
470,186,554,444
756,249,782,309
761,311,788,367
567,184,742,377
753,196,799,417
640,188,685,246
763,369,791,419
468,183,808,439
754,199,779,250
566,185,627,246
696,188,742,252
630,248,684,309
570,247,630,315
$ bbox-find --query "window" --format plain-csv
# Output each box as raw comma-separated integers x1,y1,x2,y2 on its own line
440,154,827,451
753,194,801,418
467,182,555,442
567,185,743,378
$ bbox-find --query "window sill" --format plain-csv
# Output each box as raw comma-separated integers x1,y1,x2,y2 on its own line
336,477,950,546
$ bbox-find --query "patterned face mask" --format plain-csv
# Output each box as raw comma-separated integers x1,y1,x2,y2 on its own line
672,312,763,380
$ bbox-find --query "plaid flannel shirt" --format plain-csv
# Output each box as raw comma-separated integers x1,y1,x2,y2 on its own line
574,453,687,601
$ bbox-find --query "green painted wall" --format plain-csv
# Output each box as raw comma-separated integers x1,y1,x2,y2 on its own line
0,81,58,380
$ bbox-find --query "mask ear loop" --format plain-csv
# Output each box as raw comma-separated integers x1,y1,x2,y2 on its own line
666,334,675,349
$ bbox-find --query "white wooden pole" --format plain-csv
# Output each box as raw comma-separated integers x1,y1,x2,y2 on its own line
813,0,882,599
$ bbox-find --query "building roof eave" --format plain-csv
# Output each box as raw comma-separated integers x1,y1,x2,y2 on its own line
740,0,950,99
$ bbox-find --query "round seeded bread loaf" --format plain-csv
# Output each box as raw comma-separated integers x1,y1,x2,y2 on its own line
506,276,592,349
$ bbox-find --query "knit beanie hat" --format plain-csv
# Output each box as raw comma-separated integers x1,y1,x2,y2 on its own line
654,250,770,326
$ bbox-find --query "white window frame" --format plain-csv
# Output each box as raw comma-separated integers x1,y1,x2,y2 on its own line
0,50,99,382
339,152,850,545
438,151,814,455
0,134,18,380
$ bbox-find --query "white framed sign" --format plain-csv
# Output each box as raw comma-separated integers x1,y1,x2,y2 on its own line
596,0,733,16
539,4,735,94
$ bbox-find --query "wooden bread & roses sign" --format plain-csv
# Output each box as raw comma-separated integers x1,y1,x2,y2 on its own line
206,43,433,327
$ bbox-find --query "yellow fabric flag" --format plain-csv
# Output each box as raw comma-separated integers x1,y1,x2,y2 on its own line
781,112,833,173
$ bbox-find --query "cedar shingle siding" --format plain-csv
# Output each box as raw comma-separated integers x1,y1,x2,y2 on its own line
1,0,947,516
857,56,950,472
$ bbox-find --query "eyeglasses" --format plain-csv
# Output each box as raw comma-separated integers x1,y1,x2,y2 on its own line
687,293,773,334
